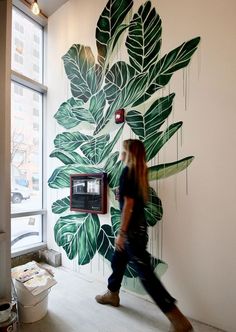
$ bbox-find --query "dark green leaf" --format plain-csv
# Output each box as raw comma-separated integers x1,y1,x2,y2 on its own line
62,44,102,101
148,156,194,180
99,125,123,162
97,224,115,262
80,135,110,164
52,196,70,214
104,61,136,104
96,0,133,66
95,73,148,134
105,156,124,189
134,36,201,106
126,94,175,140
54,213,100,264
145,187,163,226
126,1,162,72
110,207,121,236
50,149,90,165
104,152,119,172
54,98,91,129
54,132,92,152
144,121,183,161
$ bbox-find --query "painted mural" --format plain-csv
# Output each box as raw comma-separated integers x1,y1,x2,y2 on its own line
48,0,200,278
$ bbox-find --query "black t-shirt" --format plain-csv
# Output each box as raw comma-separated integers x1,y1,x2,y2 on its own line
119,166,147,234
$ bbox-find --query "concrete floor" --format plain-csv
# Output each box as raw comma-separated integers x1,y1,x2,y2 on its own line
17,266,225,332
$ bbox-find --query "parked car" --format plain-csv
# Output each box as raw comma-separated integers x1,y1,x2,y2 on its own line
11,183,30,204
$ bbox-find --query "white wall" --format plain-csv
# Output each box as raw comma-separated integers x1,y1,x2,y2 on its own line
46,1,236,331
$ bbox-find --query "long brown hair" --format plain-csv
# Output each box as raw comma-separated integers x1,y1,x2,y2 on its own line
123,139,149,203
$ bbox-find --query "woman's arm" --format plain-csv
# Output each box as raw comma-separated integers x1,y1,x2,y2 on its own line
115,196,134,251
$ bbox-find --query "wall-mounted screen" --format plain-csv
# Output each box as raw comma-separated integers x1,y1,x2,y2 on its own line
70,173,107,214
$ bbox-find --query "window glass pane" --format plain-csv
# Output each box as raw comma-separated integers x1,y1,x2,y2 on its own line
11,82,42,213
12,8,43,83
11,215,42,250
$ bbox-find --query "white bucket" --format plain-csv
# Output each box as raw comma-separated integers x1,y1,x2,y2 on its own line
15,280,49,323
0,312,17,332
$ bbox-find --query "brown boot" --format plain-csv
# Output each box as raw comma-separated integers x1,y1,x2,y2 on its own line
95,289,120,307
166,305,193,332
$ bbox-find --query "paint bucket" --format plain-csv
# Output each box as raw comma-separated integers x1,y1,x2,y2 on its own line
0,312,17,332
0,303,11,323
15,280,49,323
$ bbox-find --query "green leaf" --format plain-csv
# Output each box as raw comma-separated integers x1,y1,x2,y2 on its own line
50,149,90,165
104,153,124,189
155,258,168,278
96,221,158,279
134,36,201,106
90,90,107,134
102,24,130,75
81,124,123,165
48,164,102,189
54,98,94,130
110,207,121,236
96,0,133,66
144,121,183,161
95,72,148,134
97,224,115,262
54,91,107,132
104,152,119,174
52,196,70,214
99,125,123,162
54,213,100,264
104,61,136,104
148,156,194,181
62,44,102,101
126,1,162,73
145,187,163,226
124,255,161,278
54,132,92,152
126,94,175,140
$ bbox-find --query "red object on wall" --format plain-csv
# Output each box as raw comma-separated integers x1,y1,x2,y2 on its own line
115,108,125,123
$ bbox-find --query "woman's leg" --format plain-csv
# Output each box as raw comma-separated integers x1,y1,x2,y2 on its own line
108,249,129,292
95,248,129,306
127,239,192,330
127,241,176,313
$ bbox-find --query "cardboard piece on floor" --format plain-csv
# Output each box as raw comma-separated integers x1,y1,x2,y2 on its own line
11,261,57,296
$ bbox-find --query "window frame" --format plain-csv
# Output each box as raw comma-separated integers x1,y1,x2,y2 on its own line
11,4,48,257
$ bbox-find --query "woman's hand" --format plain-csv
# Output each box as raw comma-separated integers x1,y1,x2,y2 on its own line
115,234,126,251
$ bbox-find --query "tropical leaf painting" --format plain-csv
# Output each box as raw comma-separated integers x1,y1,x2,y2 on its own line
49,0,200,278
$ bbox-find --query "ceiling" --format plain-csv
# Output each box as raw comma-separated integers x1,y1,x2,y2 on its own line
37,0,70,17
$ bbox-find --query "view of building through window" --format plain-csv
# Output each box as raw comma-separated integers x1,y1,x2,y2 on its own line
11,82,42,212
11,8,44,251
12,8,43,83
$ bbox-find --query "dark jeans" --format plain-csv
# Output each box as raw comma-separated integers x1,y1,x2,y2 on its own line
108,234,176,313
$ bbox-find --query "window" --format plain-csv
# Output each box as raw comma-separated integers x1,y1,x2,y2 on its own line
33,122,39,131
11,7,45,253
14,38,24,54
14,84,23,96
33,108,39,116
11,216,42,250
14,53,23,65
11,82,43,215
33,63,39,73
33,49,39,58
15,21,24,34
12,8,43,83
33,34,40,44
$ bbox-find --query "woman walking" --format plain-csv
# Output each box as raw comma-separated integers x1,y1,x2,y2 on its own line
95,139,193,332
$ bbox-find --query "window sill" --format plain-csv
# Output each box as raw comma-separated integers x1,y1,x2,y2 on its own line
11,242,47,258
